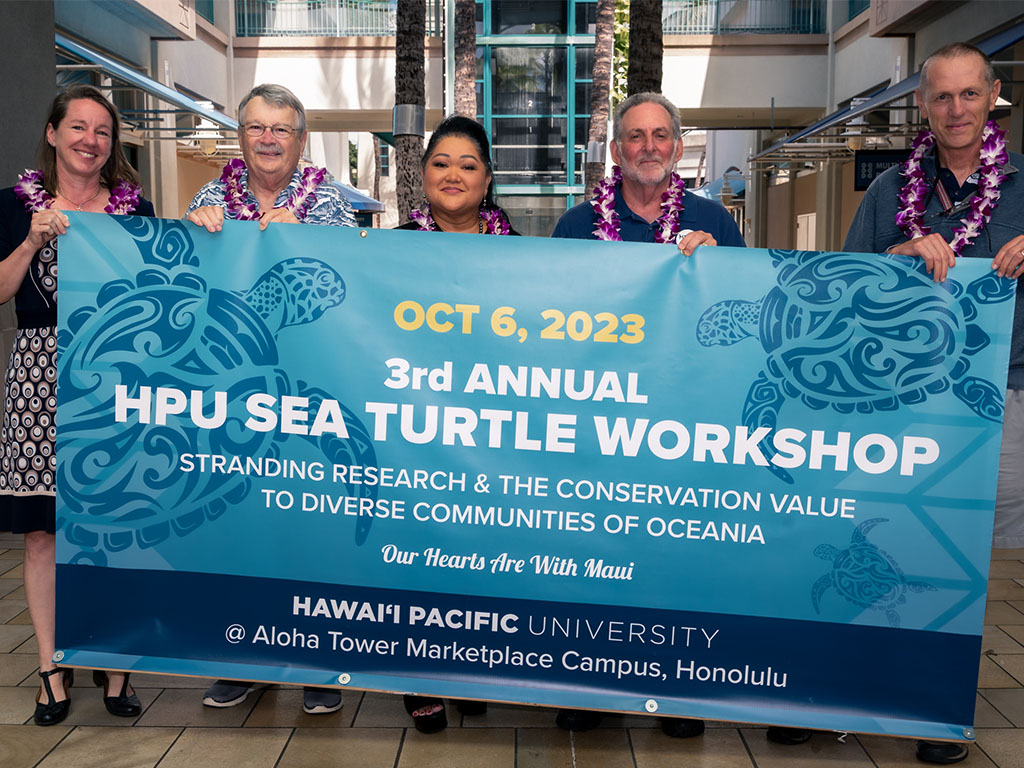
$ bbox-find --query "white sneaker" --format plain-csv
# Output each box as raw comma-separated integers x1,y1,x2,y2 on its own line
303,687,343,714
202,680,255,707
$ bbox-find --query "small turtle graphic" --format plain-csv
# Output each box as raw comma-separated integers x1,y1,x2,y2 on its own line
57,217,377,564
811,518,934,628
696,249,1014,482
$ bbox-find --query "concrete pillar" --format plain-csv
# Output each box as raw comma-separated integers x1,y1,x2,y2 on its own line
338,132,353,185
358,135,375,194
746,132,769,249
814,160,842,251
0,1,55,363
748,168,769,249
149,51,180,218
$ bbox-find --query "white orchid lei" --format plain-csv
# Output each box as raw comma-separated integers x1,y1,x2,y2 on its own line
896,120,1008,256
590,165,687,242
220,159,328,221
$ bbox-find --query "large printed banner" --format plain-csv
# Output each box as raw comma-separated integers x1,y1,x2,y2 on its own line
55,214,1015,740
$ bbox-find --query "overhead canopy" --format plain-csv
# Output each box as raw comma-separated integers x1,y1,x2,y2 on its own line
329,181,385,214
692,172,746,202
677,106,824,131
55,34,385,213
750,77,919,162
307,109,446,135
750,17,1024,163
55,32,237,131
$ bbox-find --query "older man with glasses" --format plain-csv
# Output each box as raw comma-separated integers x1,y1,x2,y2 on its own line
186,82,354,231
186,83,351,716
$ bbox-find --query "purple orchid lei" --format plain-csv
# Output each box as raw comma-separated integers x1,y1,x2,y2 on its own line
14,170,51,212
105,180,142,215
408,206,437,231
220,159,260,220
15,169,141,215
409,203,512,235
590,165,687,243
288,165,328,220
896,119,1008,256
220,159,328,221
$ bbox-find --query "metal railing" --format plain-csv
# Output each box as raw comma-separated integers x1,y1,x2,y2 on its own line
663,0,825,35
235,0,442,37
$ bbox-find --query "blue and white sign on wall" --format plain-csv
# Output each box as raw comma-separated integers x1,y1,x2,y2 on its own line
55,213,1015,741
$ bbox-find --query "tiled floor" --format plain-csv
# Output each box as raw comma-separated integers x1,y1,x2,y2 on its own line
3,535,1024,767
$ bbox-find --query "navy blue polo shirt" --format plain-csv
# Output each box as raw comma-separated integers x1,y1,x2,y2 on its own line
936,166,977,204
551,184,746,247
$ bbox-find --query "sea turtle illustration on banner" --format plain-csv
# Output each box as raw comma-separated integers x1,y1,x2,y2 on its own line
811,518,934,628
695,249,1013,483
56,217,377,564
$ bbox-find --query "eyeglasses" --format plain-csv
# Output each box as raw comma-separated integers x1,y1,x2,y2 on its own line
242,122,300,139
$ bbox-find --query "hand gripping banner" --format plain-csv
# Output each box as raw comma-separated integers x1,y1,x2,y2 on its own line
54,213,1015,740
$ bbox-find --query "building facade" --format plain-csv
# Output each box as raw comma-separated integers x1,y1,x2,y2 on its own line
3,0,1023,240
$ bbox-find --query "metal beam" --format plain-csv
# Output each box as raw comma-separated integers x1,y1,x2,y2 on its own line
55,33,237,131
749,17,1024,162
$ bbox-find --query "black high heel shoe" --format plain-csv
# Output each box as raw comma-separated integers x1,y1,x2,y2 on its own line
403,694,447,733
34,667,73,726
93,670,142,717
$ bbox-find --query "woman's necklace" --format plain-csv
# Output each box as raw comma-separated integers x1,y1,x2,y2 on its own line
590,165,687,242
57,187,103,211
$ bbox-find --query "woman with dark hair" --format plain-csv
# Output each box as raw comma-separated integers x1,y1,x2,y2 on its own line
400,115,519,235
0,84,155,725
396,116,512,731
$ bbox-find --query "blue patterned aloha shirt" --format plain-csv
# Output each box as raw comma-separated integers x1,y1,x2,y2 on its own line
186,166,356,227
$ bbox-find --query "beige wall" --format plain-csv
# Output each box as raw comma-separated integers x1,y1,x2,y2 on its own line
157,20,231,110
764,171,821,249
764,162,868,252
834,16,907,106
663,35,827,113
176,156,222,218
232,37,445,117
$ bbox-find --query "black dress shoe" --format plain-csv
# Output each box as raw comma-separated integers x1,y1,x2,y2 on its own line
555,708,603,731
34,667,73,726
766,726,813,745
455,699,487,716
916,740,968,764
94,670,142,718
660,717,705,738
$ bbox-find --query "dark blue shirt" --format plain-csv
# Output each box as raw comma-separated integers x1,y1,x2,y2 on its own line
936,166,977,205
551,185,746,247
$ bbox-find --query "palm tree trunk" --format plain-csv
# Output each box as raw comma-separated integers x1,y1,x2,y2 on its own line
453,0,477,117
373,135,382,228
627,0,662,94
395,0,426,222
585,0,615,197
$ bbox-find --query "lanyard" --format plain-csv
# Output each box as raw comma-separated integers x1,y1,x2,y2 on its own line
931,174,955,215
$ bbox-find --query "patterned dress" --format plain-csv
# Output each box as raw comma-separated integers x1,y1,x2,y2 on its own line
0,187,154,532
